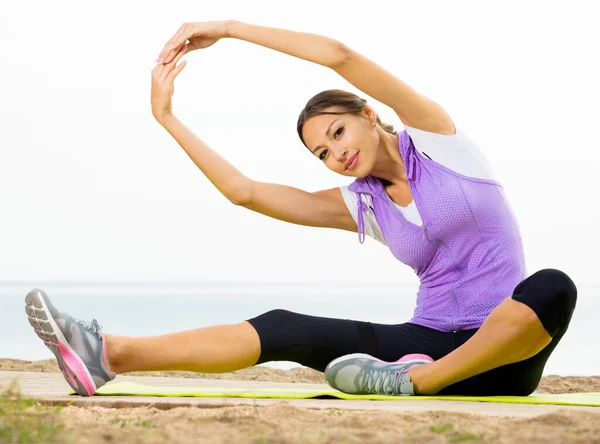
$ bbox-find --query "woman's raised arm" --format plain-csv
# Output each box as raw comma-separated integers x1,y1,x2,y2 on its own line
157,20,455,135
152,41,356,232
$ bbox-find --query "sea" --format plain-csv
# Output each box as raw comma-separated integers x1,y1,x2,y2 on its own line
1,281,598,376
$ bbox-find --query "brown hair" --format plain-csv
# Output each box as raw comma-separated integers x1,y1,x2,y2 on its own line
297,89,397,147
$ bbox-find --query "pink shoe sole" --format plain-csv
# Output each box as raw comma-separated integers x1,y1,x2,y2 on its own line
397,353,434,363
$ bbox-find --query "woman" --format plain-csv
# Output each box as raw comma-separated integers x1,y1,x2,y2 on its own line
25,20,577,397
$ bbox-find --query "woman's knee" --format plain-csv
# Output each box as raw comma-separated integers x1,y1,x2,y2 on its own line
527,268,577,310
512,268,577,337
246,310,369,371
246,309,302,347
250,309,297,326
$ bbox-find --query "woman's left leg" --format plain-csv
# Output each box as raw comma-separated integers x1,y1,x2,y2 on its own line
406,268,577,395
437,325,565,396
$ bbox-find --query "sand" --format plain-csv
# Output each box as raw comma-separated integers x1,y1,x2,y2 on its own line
2,358,600,443
3,358,600,393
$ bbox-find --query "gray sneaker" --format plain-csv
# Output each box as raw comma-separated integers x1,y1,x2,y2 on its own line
25,288,116,396
325,353,433,396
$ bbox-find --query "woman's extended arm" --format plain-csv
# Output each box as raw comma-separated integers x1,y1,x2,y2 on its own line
152,43,356,232
157,21,455,135
159,115,356,233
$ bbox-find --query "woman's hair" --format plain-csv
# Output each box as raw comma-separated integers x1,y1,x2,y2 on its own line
296,89,397,147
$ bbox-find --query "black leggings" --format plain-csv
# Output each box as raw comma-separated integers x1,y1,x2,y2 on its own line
247,269,577,396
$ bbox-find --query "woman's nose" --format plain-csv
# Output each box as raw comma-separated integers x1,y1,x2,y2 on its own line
332,147,348,162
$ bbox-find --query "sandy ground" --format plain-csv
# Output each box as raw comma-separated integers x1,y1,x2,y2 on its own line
3,358,600,394
2,358,600,443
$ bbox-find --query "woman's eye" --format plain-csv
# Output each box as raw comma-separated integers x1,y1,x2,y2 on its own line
334,127,344,138
319,149,328,161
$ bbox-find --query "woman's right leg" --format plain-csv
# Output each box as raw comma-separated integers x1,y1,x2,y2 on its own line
105,309,379,375
104,321,262,374
107,309,453,375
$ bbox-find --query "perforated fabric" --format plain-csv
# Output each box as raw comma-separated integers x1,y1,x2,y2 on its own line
339,125,498,240
348,131,526,331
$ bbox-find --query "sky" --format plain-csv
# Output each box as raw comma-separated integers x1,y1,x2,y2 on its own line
1,0,599,288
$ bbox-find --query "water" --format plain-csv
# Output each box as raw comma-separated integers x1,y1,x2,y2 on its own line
1,282,598,376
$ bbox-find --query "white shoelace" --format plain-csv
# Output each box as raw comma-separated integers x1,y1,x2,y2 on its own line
73,318,103,340
358,369,410,395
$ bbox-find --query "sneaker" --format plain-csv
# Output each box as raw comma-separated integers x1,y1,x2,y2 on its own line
25,288,116,396
324,353,434,396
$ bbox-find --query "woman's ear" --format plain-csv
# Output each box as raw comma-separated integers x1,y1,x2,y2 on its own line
363,105,377,124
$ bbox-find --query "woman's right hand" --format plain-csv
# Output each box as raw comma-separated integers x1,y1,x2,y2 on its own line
151,46,187,123
156,21,231,65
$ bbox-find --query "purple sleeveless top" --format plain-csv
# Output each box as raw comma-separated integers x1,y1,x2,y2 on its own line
348,131,527,332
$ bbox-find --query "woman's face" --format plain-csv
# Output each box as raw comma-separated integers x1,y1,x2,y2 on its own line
302,108,379,178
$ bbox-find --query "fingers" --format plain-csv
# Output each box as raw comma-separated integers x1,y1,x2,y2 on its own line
151,61,165,78
170,24,190,52
152,45,187,97
157,24,184,63
157,23,191,64
155,45,187,83
166,45,187,71
167,59,187,84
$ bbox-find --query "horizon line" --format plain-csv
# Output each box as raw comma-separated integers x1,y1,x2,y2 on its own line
0,280,418,286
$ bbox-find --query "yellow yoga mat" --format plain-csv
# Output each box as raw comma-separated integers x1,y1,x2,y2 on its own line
75,382,600,407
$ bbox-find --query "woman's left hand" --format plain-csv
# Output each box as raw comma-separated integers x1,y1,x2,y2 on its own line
156,21,231,64
151,46,187,123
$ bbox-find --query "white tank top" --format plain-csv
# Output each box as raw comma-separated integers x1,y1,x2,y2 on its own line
340,124,498,245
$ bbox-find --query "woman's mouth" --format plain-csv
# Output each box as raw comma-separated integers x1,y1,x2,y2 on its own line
345,152,360,171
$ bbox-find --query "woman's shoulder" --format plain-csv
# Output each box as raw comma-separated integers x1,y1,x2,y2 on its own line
403,124,499,182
